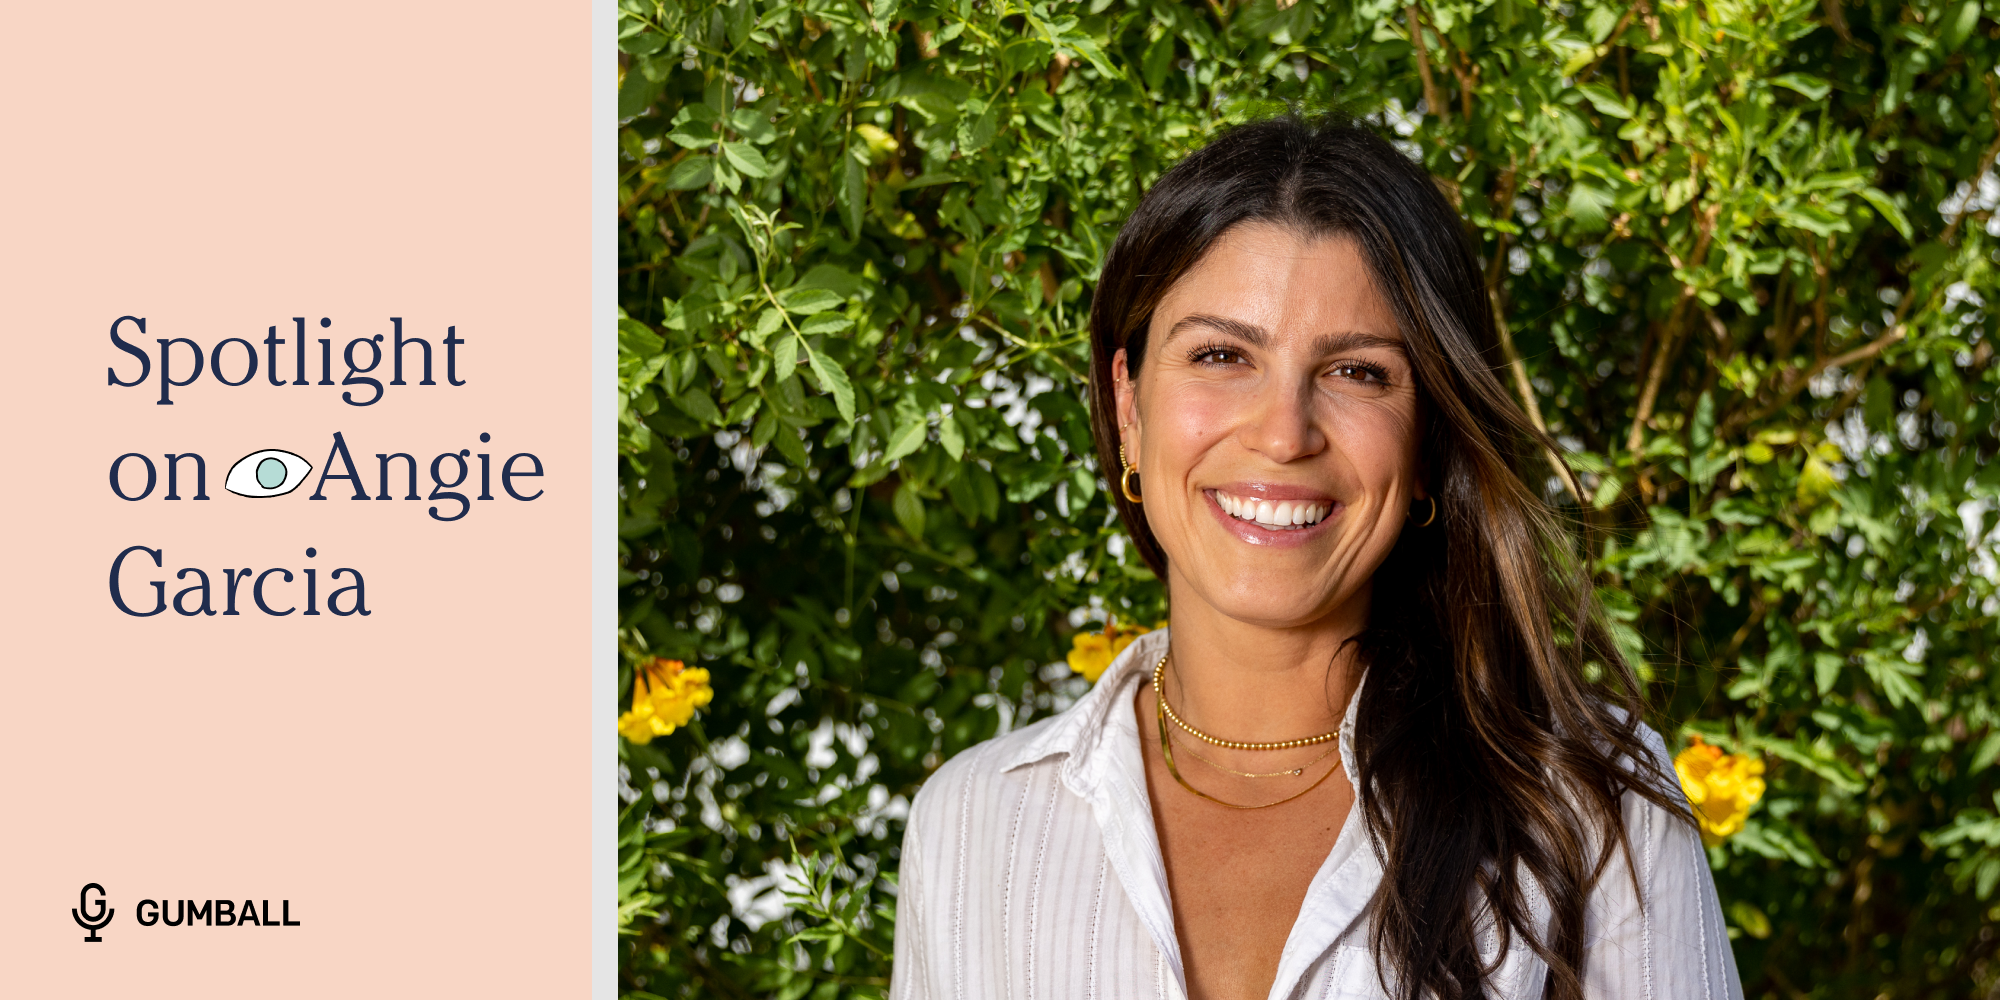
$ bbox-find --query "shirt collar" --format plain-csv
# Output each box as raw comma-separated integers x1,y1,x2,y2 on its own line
999,625,1168,780
1000,626,1383,1000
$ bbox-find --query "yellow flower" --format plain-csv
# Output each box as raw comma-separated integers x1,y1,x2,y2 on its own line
1066,618,1163,682
1675,735,1766,845
618,658,714,745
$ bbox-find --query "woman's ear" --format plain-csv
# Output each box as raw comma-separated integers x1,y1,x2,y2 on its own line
1112,348,1140,463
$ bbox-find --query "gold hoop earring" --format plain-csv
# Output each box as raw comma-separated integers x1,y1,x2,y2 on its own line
1411,495,1437,527
1119,444,1143,504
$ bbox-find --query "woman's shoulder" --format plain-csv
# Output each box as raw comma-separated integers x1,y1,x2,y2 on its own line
1613,713,1674,778
908,633,1160,835
1607,711,1688,806
907,712,1073,828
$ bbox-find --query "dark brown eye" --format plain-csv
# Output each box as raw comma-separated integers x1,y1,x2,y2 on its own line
1329,362,1389,383
1195,349,1244,365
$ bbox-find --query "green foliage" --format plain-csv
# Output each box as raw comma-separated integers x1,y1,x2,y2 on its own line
615,0,2000,995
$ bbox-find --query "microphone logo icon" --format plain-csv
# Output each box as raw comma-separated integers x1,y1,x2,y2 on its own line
72,883,114,942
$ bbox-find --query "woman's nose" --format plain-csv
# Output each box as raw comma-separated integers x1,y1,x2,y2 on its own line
1235,379,1325,464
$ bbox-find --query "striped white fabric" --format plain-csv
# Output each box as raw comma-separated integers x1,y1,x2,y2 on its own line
890,628,1744,1000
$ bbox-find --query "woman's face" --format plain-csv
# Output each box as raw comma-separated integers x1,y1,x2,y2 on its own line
1115,222,1424,630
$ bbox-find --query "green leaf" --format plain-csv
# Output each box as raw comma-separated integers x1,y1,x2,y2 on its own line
779,288,845,314
1578,83,1634,119
666,127,716,150
674,388,723,425
1777,202,1847,237
746,308,784,349
771,423,809,467
956,97,999,152
883,414,929,462
1563,182,1615,231
1771,73,1831,101
1866,376,1895,431
1859,186,1913,240
1141,31,1174,91
800,337,855,423
1070,464,1097,506
619,316,664,357
1591,474,1624,509
618,25,668,56
1060,35,1118,79
711,155,740,193
1814,652,1843,695
729,107,777,144
1729,900,1772,939
771,333,799,374
870,0,901,33
1798,456,1839,502
724,391,760,425
1690,392,1715,451
798,313,854,335
1862,651,1925,709
1974,731,2000,774
1004,463,1064,503
1942,0,1982,51
892,481,925,539
662,157,714,191
721,141,771,178
838,143,865,242
619,69,665,118
938,412,965,461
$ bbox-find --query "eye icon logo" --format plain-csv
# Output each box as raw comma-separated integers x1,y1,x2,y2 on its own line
73,883,113,942
225,449,313,498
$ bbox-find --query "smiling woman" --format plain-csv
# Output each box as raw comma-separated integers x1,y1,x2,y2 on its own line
889,115,1742,1000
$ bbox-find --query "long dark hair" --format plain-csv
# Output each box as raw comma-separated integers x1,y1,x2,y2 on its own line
1086,113,1687,1000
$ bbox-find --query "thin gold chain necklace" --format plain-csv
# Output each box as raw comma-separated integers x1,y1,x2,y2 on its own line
1151,652,1341,751
1172,728,1340,778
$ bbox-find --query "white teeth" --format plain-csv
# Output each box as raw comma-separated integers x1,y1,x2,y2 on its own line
1214,490,1331,528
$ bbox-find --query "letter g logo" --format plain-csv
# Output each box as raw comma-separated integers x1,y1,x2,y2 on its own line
72,883,114,942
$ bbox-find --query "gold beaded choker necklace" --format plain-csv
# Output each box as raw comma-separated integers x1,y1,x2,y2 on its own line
1151,652,1341,750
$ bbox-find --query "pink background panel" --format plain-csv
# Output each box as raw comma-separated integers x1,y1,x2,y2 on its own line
0,1,592,995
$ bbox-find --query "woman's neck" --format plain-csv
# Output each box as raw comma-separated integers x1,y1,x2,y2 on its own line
1157,577,1369,745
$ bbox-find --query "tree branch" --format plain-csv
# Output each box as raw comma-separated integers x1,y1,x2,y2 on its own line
1490,284,1584,503
1407,5,1447,123
1625,203,1718,455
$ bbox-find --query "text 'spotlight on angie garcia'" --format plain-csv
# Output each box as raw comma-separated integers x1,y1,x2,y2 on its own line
101,318,550,620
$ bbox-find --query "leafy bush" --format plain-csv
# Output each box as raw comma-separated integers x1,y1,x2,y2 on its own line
614,1,2000,996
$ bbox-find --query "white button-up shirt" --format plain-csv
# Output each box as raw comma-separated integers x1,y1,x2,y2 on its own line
890,627,1744,1000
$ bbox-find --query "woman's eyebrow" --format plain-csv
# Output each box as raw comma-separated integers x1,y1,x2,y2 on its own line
1165,314,1407,358
1313,331,1408,358
1166,313,1268,346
